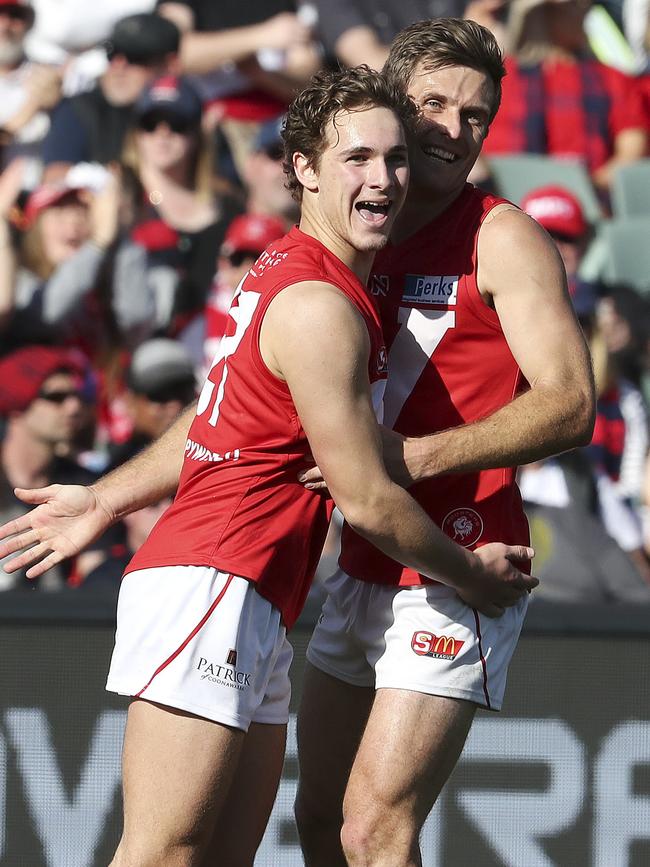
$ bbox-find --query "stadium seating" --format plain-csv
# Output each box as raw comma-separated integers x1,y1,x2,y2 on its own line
611,160,650,218
487,154,604,224
599,216,650,293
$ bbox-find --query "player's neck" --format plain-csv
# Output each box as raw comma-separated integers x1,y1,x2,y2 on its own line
298,215,376,284
391,185,465,244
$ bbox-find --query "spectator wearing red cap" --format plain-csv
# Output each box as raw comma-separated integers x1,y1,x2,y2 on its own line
41,13,180,181
1,165,155,354
0,345,119,590
520,183,650,587
120,74,242,335
203,213,285,367
520,184,590,293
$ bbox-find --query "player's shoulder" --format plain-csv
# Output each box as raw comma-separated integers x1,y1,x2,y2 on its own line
479,202,557,256
267,279,366,333
477,202,565,296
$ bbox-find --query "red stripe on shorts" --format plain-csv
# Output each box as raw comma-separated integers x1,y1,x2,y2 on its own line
135,573,235,698
472,608,491,710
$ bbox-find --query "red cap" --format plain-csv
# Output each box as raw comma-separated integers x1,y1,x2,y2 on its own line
0,346,87,415
221,214,285,257
520,185,587,239
23,184,85,229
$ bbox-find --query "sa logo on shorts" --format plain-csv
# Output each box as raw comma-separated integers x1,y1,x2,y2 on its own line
442,507,483,547
411,631,464,660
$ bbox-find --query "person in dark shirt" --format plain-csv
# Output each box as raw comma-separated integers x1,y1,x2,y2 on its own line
119,75,242,334
157,0,321,178
41,13,180,181
310,0,468,69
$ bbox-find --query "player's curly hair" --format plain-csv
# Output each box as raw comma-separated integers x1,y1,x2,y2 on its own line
384,18,505,125
282,65,417,202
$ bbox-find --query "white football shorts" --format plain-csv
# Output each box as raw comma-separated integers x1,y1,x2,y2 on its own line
106,566,292,731
307,568,528,711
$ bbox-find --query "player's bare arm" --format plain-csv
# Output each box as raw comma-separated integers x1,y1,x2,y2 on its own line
262,280,537,616
387,207,596,484
0,401,196,578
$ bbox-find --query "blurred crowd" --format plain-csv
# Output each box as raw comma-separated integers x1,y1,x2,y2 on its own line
1,0,650,602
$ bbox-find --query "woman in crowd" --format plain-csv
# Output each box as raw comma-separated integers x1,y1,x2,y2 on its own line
0,164,155,356
120,74,241,336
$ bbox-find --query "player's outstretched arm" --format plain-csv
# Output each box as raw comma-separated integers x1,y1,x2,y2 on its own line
0,401,196,578
388,207,596,484
263,281,538,617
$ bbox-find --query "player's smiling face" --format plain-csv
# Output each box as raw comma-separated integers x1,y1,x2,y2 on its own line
406,62,493,197
301,106,410,257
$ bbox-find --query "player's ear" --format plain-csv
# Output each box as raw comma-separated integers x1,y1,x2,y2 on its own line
293,152,319,192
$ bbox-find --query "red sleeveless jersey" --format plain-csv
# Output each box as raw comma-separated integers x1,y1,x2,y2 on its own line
127,226,388,627
340,185,530,586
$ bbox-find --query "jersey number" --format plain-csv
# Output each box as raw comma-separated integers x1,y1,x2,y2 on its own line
382,306,456,428
196,286,261,427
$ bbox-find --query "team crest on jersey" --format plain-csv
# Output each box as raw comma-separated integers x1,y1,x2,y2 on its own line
370,274,389,296
403,274,458,305
376,346,388,375
442,507,484,547
411,631,464,660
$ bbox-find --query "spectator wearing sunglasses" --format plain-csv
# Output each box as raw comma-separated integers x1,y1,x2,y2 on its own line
41,12,180,182
0,344,122,590
120,74,242,336
241,115,299,227
203,213,285,368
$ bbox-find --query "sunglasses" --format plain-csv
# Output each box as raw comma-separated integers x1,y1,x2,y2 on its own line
0,7,32,21
138,113,195,135
37,389,83,404
105,45,164,66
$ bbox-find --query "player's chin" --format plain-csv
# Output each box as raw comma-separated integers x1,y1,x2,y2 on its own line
354,225,392,251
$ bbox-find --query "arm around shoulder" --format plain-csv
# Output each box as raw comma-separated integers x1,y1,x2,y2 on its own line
398,208,595,482
261,280,538,615
481,206,596,444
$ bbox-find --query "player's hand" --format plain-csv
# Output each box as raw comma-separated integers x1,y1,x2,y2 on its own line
297,458,329,494
458,542,538,618
0,484,114,579
300,429,423,489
